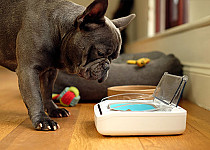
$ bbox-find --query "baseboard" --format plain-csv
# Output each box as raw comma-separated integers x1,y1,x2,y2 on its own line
183,62,210,76
183,66,210,110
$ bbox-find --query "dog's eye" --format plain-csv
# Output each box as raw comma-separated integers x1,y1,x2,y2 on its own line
97,50,104,56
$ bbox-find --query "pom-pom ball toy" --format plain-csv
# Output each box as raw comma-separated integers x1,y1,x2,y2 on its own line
52,86,80,107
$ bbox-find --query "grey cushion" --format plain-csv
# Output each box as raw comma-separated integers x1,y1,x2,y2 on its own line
54,51,183,102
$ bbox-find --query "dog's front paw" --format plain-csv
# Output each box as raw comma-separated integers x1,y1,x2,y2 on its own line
48,108,70,118
32,113,60,131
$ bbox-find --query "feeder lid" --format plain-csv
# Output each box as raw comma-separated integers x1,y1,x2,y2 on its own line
153,72,188,106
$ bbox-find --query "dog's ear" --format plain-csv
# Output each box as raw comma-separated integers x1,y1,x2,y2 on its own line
112,14,136,31
75,0,108,29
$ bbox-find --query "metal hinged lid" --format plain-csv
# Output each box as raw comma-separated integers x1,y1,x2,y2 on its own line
153,72,188,106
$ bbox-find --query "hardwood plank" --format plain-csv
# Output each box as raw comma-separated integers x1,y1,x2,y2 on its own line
0,96,28,141
0,68,28,140
139,123,210,150
0,106,80,150
180,100,210,138
68,104,144,150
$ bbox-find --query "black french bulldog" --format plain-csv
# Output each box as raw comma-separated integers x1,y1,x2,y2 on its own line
0,0,135,131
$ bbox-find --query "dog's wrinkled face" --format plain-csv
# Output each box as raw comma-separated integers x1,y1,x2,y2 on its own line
62,17,121,83
61,0,135,83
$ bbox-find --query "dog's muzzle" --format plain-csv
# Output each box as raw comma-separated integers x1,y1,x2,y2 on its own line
79,58,110,83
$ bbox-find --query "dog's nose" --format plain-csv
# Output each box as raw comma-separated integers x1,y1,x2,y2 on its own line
98,62,110,83
98,70,108,83
103,62,110,70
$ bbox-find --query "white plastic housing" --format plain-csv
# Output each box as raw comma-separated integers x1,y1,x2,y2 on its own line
94,99,187,136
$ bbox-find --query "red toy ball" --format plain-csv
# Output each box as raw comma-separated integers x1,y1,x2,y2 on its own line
60,91,75,106
52,86,80,107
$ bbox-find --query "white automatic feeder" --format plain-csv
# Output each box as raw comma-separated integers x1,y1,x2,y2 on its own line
94,72,188,136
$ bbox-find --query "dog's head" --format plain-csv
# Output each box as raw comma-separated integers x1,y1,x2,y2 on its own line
61,0,135,83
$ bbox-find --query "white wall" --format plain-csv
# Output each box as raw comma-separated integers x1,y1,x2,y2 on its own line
189,0,210,22
132,0,149,40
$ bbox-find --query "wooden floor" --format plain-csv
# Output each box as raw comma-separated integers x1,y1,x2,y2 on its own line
0,67,210,150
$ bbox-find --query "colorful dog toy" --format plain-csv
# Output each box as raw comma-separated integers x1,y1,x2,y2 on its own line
127,58,150,67
52,86,80,107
